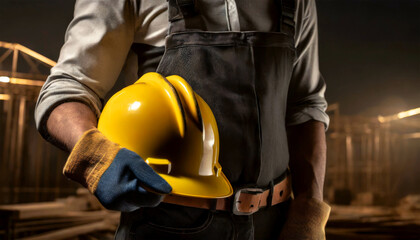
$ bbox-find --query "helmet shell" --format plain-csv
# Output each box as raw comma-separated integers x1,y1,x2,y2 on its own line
98,73,233,198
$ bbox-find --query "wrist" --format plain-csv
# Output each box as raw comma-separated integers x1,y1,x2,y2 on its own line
293,189,323,202
63,129,121,192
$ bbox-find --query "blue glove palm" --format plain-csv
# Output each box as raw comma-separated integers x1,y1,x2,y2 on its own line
95,148,172,211
63,129,172,212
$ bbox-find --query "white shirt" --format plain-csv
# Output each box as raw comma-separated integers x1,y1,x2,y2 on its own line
35,0,329,138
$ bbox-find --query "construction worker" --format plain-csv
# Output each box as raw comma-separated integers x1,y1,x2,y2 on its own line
35,0,331,239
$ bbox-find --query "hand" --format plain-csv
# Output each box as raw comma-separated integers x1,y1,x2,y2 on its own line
278,197,330,240
63,129,172,212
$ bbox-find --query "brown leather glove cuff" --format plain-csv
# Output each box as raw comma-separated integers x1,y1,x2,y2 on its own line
63,129,121,192
279,197,331,240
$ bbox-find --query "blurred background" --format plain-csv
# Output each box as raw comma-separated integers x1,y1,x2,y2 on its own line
0,0,419,239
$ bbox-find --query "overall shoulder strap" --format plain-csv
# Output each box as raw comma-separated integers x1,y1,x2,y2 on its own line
168,0,196,22
275,0,296,35
167,0,201,33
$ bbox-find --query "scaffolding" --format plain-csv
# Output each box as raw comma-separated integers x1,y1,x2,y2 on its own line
0,41,77,204
325,104,420,205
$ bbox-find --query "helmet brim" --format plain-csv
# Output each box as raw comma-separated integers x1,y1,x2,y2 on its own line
160,171,233,198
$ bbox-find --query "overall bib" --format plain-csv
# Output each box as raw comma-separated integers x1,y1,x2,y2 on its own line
117,0,296,239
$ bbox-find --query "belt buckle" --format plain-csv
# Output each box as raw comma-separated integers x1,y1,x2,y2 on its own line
232,187,264,216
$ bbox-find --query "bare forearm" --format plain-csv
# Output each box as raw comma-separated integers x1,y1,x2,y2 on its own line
46,102,97,152
287,120,326,201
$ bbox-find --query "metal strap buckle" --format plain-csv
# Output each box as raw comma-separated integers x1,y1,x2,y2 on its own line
232,187,264,215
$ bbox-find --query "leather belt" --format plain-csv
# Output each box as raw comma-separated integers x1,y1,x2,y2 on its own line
163,174,292,215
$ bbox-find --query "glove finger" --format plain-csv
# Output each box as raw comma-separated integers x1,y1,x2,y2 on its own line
109,190,163,212
132,160,172,194
129,187,165,207
120,149,172,194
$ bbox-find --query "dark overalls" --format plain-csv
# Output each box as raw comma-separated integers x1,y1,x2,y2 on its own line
117,0,296,239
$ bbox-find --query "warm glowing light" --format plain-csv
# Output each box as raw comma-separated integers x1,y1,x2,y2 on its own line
0,94,10,100
9,78,44,86
378,107,420,123
377,116,385,123
0,76,10,83
397,108,420,119
128,101,141,111
0,77,44,86
403,132,420,139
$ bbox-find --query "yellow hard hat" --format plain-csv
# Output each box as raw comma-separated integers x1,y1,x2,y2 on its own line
98,72,233,198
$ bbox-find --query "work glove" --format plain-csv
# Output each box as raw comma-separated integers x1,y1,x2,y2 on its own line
63,129,172,212
278,197,331,240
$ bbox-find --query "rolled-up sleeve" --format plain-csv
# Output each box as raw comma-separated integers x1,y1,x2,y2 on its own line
35,0,137,139
286,0,329,129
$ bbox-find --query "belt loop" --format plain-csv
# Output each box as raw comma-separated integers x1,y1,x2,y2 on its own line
267,180,274,207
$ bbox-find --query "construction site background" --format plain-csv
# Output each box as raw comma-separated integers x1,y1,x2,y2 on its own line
0,42,419,239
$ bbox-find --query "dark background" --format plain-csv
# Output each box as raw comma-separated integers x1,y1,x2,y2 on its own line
1,4,419,239
0,0,419,116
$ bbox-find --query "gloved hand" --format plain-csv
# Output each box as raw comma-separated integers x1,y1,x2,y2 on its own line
278,197,331,240
63,129,172,212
